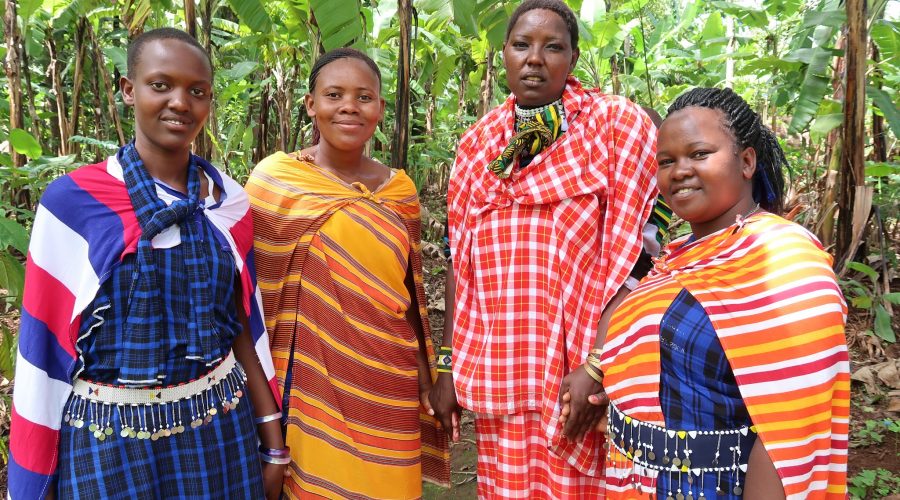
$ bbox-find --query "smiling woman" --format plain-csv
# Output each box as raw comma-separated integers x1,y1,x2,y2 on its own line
8,28,286,500
245,48,450,499
432,0,665,497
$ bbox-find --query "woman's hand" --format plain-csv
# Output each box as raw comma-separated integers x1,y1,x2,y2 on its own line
428,372,461,442
261,462,287,500
558,366,607,442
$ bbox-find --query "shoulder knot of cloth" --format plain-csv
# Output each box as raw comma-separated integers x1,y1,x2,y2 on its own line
351,181,384,203
116,142,220,385
487,99,565,179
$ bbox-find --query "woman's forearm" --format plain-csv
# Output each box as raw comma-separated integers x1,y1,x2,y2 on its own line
442,264,456,348
232,298,284,449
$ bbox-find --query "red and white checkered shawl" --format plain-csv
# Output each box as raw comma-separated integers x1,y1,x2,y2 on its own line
448,77,658,475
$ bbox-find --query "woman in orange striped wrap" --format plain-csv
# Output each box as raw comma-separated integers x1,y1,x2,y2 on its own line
245,48,449,499
576,88,848,499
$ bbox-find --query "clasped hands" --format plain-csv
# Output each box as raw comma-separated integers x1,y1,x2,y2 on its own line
558,363,609,442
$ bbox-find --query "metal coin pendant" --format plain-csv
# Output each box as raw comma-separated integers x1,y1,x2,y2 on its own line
733,486,742,495
648,451,656,461
687,494,693,500
209,407,218,416
672,457,682,467
634,449,643,458
666,496,674,500
104,427,114,436
89,423,98,432
717,488,726,496
682,458,691,468
676,493,684,500
121,428,130,438
97,433,106,442
663,456,670,464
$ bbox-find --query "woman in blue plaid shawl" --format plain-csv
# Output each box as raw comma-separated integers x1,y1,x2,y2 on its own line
12,29,286,500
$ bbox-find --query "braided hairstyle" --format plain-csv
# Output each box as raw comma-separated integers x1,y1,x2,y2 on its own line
667,87,787,215
506,0,579,49
307,48,381,145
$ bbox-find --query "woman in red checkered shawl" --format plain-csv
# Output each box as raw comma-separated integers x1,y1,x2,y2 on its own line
429,0,662,496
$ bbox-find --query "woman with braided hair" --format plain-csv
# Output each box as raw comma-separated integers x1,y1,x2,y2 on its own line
591,87,849,499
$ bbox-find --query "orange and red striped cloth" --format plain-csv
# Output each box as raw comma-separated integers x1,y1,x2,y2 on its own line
600,212,849,499
246,152,449,498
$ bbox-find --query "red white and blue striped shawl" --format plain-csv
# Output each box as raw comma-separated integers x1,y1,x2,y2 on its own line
9,155,279,500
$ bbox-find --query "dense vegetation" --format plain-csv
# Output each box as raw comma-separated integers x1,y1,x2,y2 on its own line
1,0,898,496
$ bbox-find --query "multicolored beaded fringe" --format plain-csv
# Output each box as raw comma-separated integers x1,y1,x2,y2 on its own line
65,351,247,441
606,402,757,499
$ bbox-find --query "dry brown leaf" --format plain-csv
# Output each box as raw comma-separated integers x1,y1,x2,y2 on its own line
887,397,900,413
877,360,900,390
851,365,880,394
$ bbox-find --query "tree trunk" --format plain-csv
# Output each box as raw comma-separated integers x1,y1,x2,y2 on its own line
391,0,412,169
89,23,126,145
457,58,467,124
477,48,495,118
871,42,886,162
184,0,197,37
254,86,271,163
4,0,25,167
835,0,869,270
67,19,89,157
47,37,70,156
90,55,105,162
20,37,42,146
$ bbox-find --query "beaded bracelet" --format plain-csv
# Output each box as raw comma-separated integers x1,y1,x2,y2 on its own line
259,453,291,465
436,346,452,373
255,412,282,425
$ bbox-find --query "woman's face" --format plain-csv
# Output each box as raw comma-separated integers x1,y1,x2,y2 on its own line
121,39,212,157
656,107,757,239
305,57,384,153
503,9,578,107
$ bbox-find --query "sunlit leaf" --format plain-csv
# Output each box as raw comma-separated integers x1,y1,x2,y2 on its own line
848,261,879,283
867,86,900,139
9,129,42,159
810,113,843,135
0,252,24,308
226,0,273,33
865,162,900,177
788,23,838,134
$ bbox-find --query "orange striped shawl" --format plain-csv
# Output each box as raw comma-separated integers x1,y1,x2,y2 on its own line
600,213,849,499
246,152,450,490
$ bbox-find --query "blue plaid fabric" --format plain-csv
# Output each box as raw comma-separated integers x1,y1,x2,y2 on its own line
117,143,220,384
76,171,241,386
57,384,263,499
656,287,755,499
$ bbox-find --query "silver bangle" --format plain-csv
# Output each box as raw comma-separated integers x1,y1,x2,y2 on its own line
255,412,282,425
259,453,291,465
623,276,640,291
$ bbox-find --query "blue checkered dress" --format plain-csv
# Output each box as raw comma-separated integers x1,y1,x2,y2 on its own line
58,179,263,498
656,288,755,499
